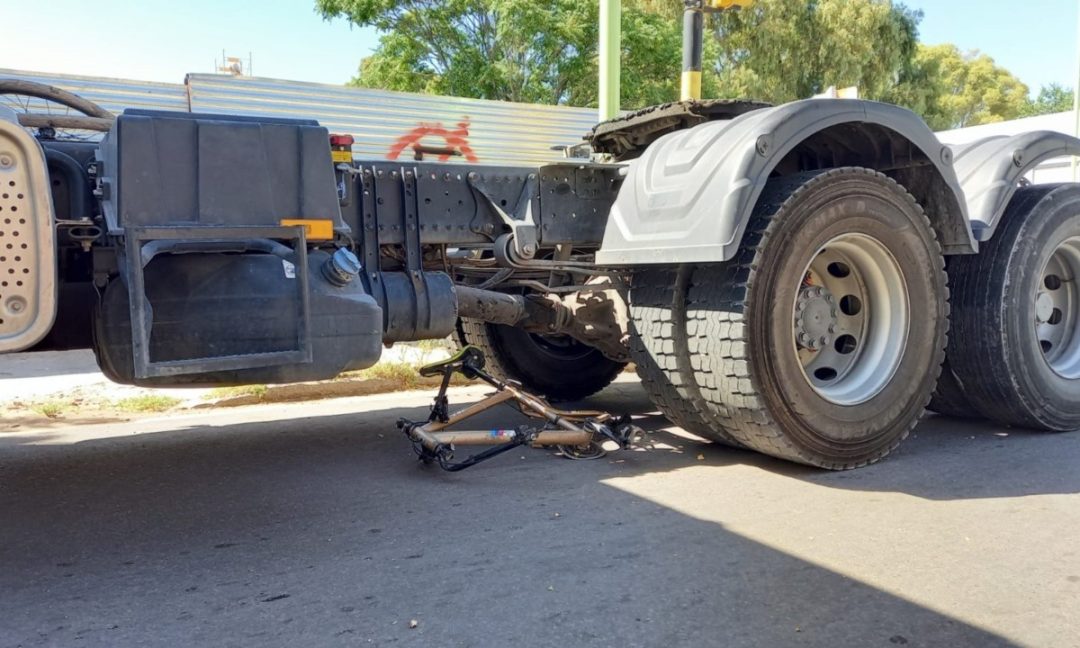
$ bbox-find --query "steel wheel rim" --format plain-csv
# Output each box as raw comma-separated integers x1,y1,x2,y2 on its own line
792,233,910,405
1036,236,1080,378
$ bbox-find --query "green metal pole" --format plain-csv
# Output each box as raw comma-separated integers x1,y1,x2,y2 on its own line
1073,0,1080,181
598,0,621,122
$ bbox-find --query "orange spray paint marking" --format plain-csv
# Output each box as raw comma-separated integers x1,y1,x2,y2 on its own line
386,119,479,163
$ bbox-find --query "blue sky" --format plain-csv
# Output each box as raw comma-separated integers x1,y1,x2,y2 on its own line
1,0,1076,97
1,0,379,85
904,0,1077,93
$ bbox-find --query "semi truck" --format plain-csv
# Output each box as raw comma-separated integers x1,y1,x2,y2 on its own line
4,7,1080,469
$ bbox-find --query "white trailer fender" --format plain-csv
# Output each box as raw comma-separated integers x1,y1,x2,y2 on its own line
596,99,973,265
950,131,1080,241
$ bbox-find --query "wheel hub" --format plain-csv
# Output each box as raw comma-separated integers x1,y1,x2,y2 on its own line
1035,236,1080,377
795,286,838,350
1035,291,1056,324
791,233,909,406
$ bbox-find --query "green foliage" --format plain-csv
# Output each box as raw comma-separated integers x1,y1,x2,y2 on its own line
618,7,688,107
31,399,68,418
318,0,920,109
112,395,181,413
1021,83,1075,117
317,0,700,108
708,0,920,103
316,0,599,105
887,44,1029,130
319,0,1063,130
205,384,269,401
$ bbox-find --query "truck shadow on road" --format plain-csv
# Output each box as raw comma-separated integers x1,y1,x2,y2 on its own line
0,382,1066,645
586,383,1080,502
2,380,1078,503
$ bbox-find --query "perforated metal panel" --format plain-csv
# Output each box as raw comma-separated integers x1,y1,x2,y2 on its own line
0,117,56,351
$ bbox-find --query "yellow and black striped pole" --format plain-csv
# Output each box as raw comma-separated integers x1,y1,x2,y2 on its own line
682,0,755,103
681,2,705,102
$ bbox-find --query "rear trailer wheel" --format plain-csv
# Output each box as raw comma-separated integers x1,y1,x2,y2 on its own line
945,184,1080,431
457,319,625,401
684,168,948,469
627,267,744,447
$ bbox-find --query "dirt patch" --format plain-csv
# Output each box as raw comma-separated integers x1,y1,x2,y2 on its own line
1,345,465,425
192,374,469,409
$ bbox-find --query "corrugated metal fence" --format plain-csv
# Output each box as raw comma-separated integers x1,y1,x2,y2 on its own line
0,68,189,114
0,69,599,166
185,75,597,166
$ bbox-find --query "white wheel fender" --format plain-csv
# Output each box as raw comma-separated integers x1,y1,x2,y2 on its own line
950,131,1080,241
597,99,971,265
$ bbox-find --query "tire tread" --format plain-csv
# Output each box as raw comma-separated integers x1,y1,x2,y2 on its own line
628,268,743,446
684,167,948,469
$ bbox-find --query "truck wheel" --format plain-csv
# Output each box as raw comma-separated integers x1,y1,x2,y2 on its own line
684,168,948,468
928,359,981,419
457,320,625,401
628,267,744,447
945,184,1080,431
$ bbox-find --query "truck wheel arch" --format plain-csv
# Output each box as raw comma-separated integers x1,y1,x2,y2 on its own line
597,99,975,265
949,131,1080,242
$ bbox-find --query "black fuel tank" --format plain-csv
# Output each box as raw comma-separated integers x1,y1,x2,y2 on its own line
95,248,383,386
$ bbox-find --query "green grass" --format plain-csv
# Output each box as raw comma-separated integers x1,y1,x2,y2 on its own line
355,361,424,390
411,338,453,352
336,358,470,391
111,395,181,413
19,393,181,418
205,384,269,401
31,399,70,418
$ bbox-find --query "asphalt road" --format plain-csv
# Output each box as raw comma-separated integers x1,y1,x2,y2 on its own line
1,378,1078,647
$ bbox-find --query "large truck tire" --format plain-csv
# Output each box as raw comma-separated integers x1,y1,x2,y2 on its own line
928,359,981,420
457,320,625,401
628,267,744,447
944,184,1080,431
683,168,948,469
